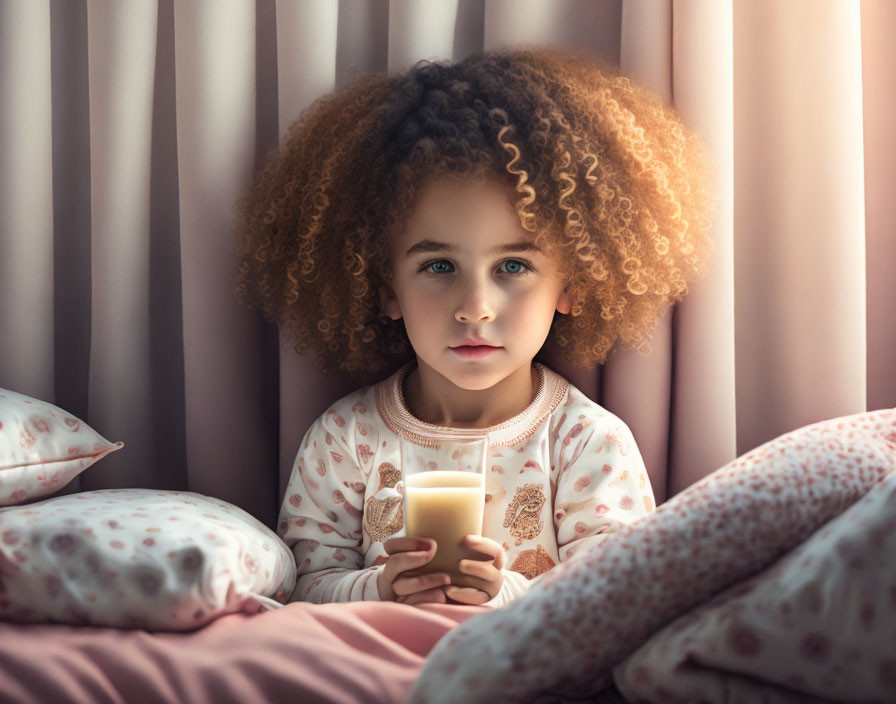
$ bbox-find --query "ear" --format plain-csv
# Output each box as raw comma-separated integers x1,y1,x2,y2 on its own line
556,286,571,315
378,284,402,320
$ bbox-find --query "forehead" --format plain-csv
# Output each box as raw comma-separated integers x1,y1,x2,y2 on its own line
402,175,524,238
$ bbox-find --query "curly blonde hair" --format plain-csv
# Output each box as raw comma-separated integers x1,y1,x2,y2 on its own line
234,45,716,379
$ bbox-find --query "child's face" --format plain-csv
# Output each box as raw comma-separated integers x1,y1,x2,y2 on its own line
382,175,571,391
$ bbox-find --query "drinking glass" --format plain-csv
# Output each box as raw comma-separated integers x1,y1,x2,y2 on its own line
399,430,491,589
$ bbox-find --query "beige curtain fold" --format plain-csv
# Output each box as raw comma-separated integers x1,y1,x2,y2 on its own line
1,1,54,397
0,0,892,530
85,0,158,489
734,0,869,455
860,0,896,413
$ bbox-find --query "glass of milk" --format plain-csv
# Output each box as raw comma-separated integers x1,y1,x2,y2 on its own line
399,430,491,588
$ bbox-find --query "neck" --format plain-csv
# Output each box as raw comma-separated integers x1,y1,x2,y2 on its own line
402,360,538,428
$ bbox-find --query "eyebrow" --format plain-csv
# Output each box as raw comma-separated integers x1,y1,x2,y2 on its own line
405,239,543,258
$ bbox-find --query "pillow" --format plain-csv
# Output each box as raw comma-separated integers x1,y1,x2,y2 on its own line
0,488,297,631
406,408,896,704
612,467,896,703
0,386,124,506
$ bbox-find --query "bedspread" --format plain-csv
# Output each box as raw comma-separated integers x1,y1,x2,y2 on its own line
609,465,896,704
4,493,892,704
0,600,631,703
2,409,894,704
0,498,891,704
0,601,487,704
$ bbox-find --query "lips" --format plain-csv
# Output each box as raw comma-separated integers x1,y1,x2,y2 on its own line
451,345,501,359
454,337,497,347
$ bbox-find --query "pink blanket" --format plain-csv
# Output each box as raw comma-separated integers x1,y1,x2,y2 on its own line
0,601,630,703
0,602,486,704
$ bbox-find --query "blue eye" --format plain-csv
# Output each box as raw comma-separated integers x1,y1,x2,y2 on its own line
419,259,534,276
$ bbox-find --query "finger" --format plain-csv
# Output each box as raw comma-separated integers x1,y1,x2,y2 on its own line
384,536,434,555
392,572,451,598
481,539,507,570
462,536,506,570
396,547,438,575
444,586,489,605
398,586,448,605
449,573,493,594
383,536,436,554
383,548,437,593
457,558,500,582
462,535,499,558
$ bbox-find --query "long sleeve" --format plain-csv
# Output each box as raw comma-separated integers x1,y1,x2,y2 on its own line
552,412,656,563
276,411,383,603
480,568,545,608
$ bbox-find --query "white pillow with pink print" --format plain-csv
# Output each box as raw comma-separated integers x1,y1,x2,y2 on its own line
0,489,297,631
406,407,896,704
0,386,124,506
612,467,896,702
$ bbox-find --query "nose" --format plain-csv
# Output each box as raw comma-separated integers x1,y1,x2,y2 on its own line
454,276,496,323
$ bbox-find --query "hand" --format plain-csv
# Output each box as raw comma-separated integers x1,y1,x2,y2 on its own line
444,534,506,605
377,536,452,605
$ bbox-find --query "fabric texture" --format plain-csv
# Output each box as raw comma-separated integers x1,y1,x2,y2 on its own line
0,387,124,506
0,489,296,630
276,360,657,607
612,467,896,703
406,407,896,704
0,597,638,704
0,601,488,704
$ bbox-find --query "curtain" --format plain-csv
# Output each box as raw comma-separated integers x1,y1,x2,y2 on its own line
1,0,893,530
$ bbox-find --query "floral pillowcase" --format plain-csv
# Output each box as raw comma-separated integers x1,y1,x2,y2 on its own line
0,386,124,506
1,387,297,631
0,489,297,631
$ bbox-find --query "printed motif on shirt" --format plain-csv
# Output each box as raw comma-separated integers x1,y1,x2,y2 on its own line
503,483,547,546
510,544,557,579
363,462,404,543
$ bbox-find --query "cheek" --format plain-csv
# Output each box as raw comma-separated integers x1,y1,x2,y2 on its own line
511,292,562,335
401,288,440,318
507,288,554,317
399,292,444,341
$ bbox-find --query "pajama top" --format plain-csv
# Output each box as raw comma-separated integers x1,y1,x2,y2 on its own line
276,359,657,607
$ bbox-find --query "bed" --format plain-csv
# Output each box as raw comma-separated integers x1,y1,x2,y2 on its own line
1,385,894,704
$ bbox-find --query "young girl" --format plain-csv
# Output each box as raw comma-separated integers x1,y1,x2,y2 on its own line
235,45,715,607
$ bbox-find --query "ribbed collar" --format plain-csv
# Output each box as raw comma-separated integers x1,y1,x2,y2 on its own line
375,359,569,448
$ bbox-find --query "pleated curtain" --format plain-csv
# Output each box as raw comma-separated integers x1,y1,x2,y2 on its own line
1,0,893,529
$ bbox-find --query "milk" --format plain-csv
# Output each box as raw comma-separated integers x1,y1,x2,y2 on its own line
402,470,490,587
